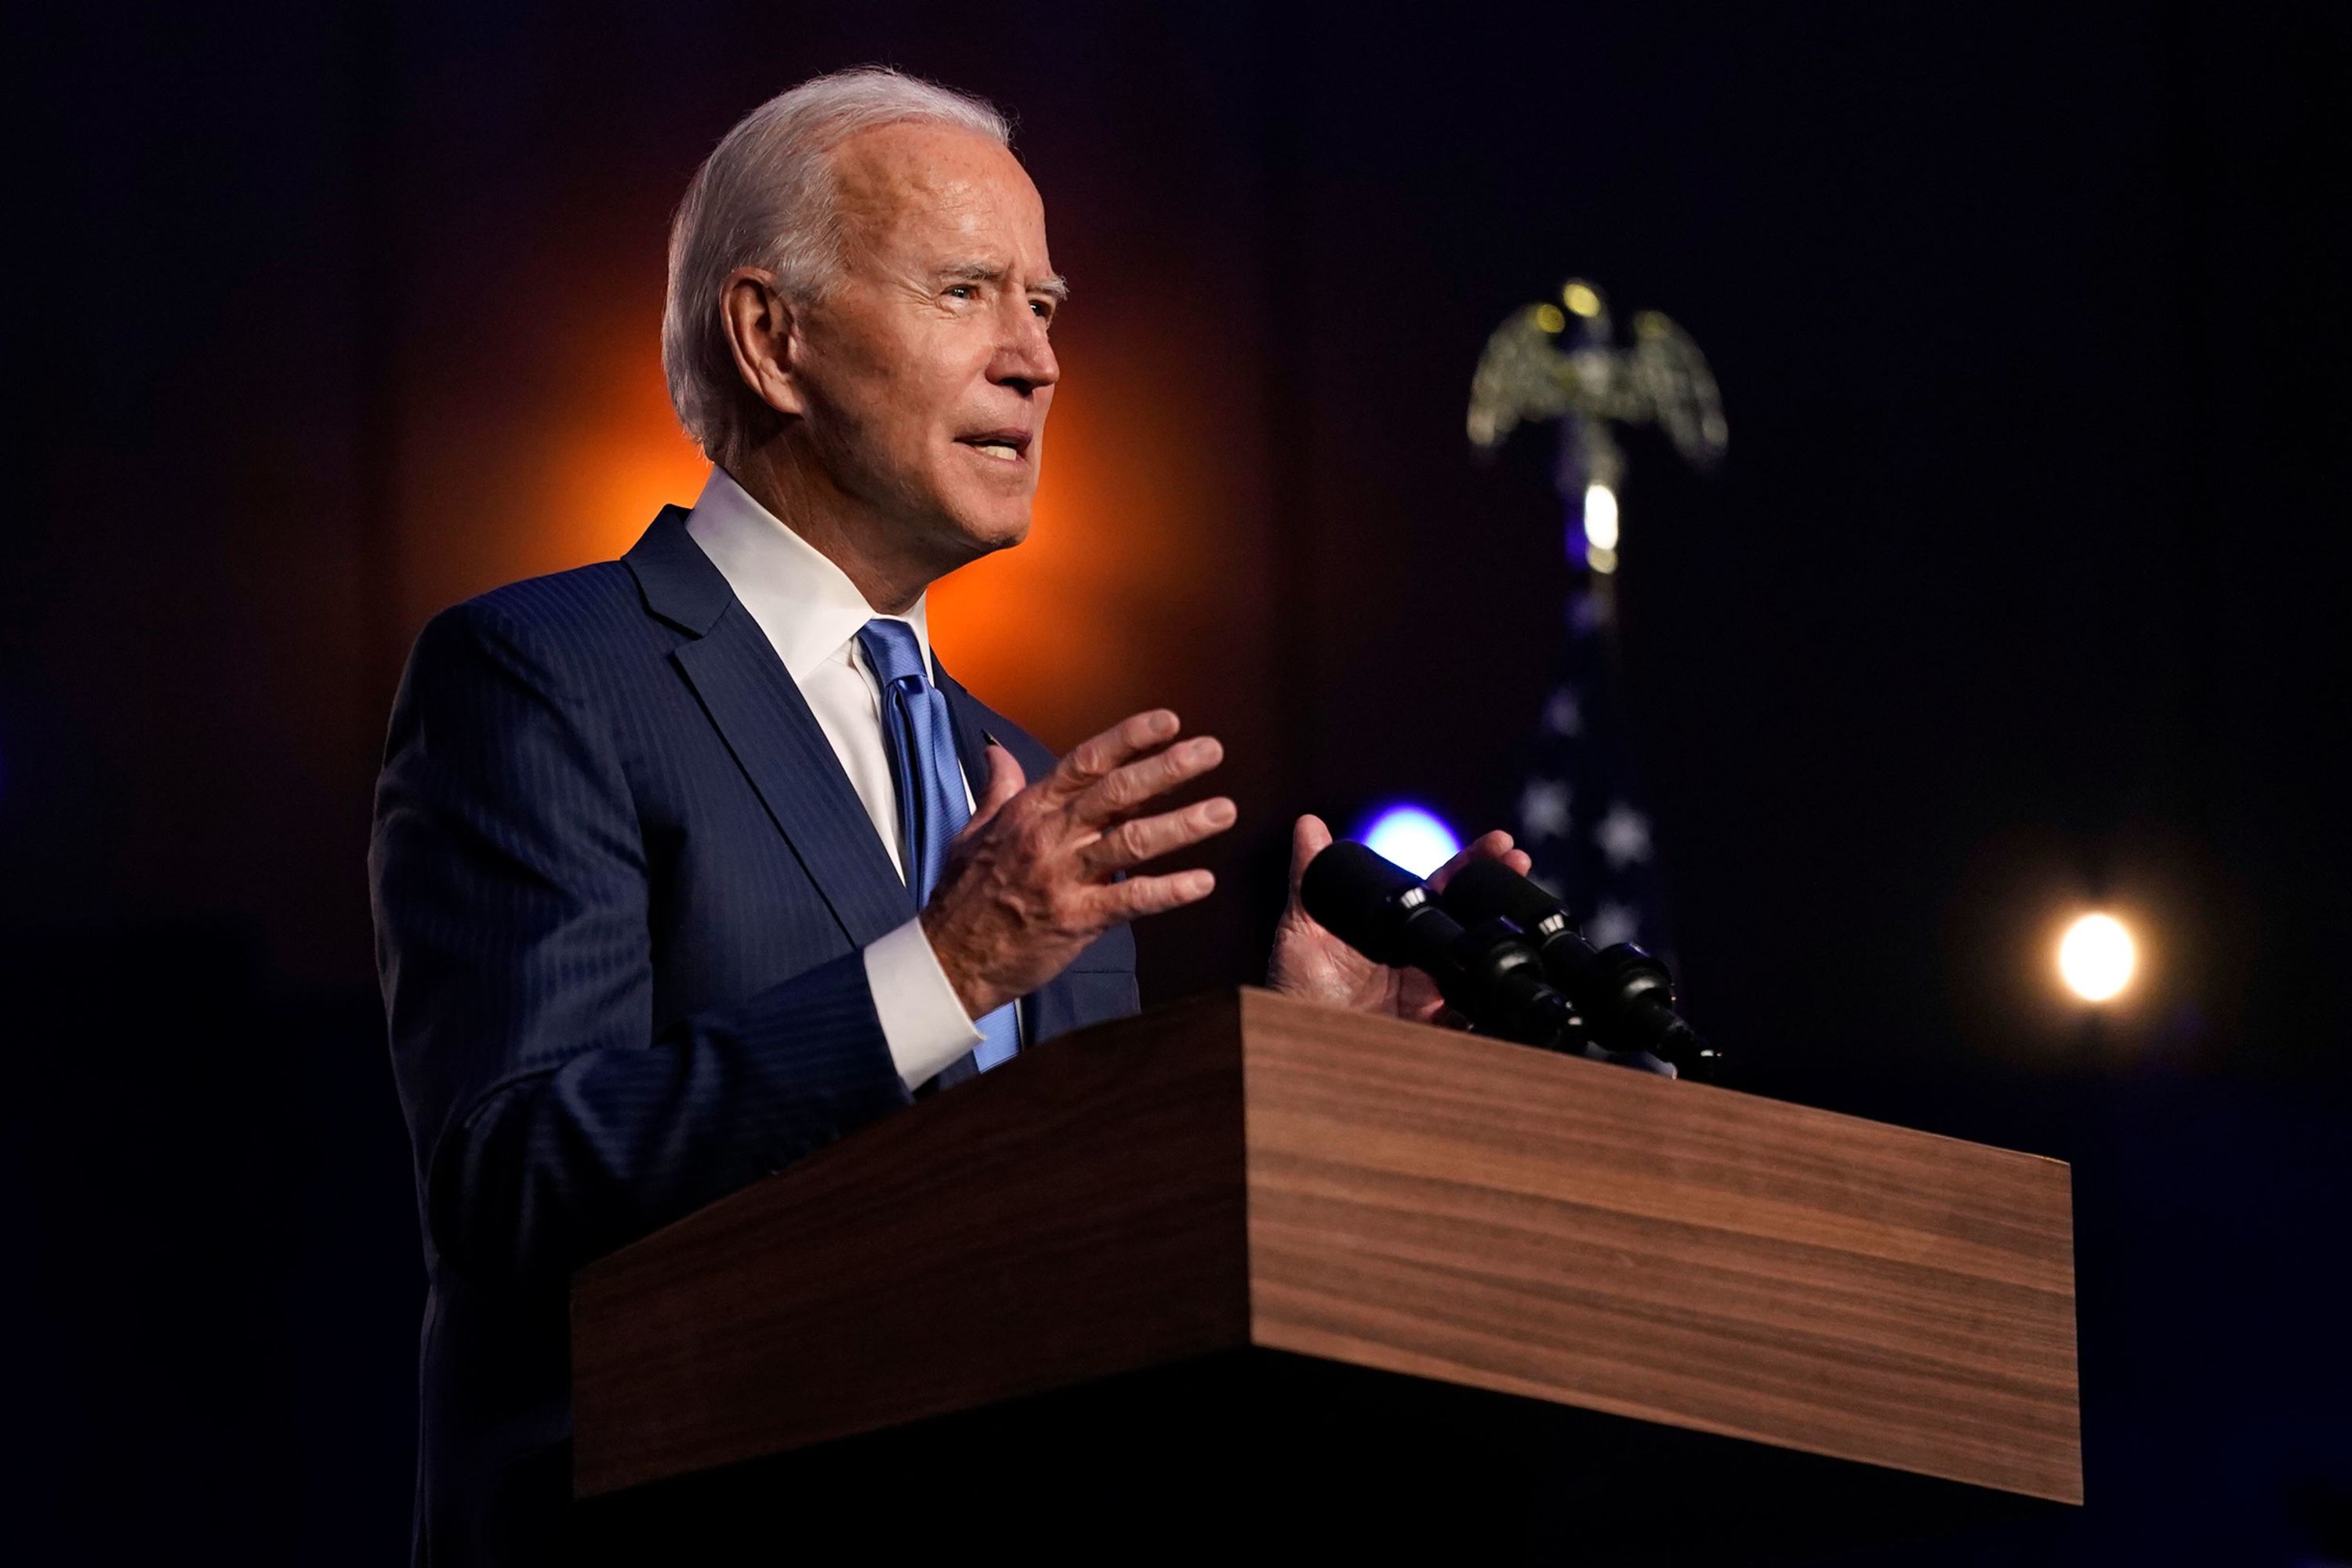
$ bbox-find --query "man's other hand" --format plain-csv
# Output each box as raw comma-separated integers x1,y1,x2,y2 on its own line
1267,814,1532,1022
920,710,1234,1019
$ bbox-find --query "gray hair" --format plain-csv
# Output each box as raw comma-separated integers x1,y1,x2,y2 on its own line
662,67,1011,470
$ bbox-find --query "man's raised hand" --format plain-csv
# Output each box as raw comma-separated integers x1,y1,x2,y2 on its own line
920,710,1234,1019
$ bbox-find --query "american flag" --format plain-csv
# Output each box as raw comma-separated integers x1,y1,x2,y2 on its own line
1514,570,1674,966
1472,280,1719,977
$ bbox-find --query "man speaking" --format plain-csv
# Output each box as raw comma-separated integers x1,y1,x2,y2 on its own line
370,66,1527,1564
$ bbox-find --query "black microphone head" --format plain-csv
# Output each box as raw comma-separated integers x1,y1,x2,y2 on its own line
1300,841,1428,967
1442,855,1573,936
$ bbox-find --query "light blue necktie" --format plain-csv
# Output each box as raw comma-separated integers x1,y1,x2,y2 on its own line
856,619,1022,1073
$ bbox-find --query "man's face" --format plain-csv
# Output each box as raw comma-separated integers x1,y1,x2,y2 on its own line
787,122,1062,564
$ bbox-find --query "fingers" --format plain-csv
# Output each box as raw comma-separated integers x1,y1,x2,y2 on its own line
1048,710,1182,800
1070,735,1225,828
1427,829,1522,893
1093,867,1217,921
1077,796,1236,875
962,744,1027,837
1288,814,1334,900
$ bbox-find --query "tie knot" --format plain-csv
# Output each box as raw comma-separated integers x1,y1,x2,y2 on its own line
856,618,929,688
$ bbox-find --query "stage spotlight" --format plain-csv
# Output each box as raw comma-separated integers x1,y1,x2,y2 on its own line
1359,805,1462,878
2058,913,2136,1003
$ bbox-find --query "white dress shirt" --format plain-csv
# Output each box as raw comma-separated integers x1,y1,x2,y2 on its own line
684,466,985,1089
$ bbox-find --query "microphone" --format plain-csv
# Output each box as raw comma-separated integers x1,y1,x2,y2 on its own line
1439,858,1721,1076
1299,842,1576,1049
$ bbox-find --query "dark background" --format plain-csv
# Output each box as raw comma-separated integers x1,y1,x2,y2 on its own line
6,2,2349,1562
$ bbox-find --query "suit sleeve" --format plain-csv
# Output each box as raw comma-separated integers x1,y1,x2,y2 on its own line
369,601,912,1295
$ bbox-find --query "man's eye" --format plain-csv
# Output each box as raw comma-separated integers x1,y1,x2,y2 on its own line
946,285,978,301
1030,299,1054,321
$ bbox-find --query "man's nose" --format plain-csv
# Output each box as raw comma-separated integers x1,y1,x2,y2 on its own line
989,307,1059,395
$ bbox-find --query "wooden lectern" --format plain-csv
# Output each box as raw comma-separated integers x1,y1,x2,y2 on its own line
572,989,2079,1559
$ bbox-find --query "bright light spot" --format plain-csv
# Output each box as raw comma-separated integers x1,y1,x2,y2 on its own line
1533,303,1566,334
1563,281,1602,318
1360,805,1462,878
2058,913,2136,1002
1586,545,1619,575
1583,484,1619,551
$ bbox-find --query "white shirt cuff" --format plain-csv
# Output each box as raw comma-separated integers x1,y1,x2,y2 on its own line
865,916,985,1090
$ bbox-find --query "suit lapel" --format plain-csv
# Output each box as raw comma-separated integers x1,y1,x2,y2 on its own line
935,659,1068,1049
931,658,996,799
630,508,914,949
626,505,1105,1047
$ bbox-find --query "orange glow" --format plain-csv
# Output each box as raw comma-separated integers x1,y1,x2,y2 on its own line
393,251,708,635
394,232,1254,757
534,354,712,568
929,324,1225,747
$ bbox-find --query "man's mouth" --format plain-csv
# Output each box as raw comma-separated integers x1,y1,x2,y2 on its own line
956,430,1031,463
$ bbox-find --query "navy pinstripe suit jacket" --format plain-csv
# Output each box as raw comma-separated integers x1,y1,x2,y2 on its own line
369,506,1139,1565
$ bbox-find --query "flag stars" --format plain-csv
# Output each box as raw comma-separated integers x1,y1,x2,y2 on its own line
1586,900,1639,949
1567,589,1606,636
1519,780,1573,840
1595,803,1652,869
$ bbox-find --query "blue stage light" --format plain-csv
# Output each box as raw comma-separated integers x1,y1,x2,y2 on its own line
1359,804,1461,878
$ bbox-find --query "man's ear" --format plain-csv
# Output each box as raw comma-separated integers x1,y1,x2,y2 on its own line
719,267,808,419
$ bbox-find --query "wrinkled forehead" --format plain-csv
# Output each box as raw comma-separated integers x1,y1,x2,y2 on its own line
827,122,1047,268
